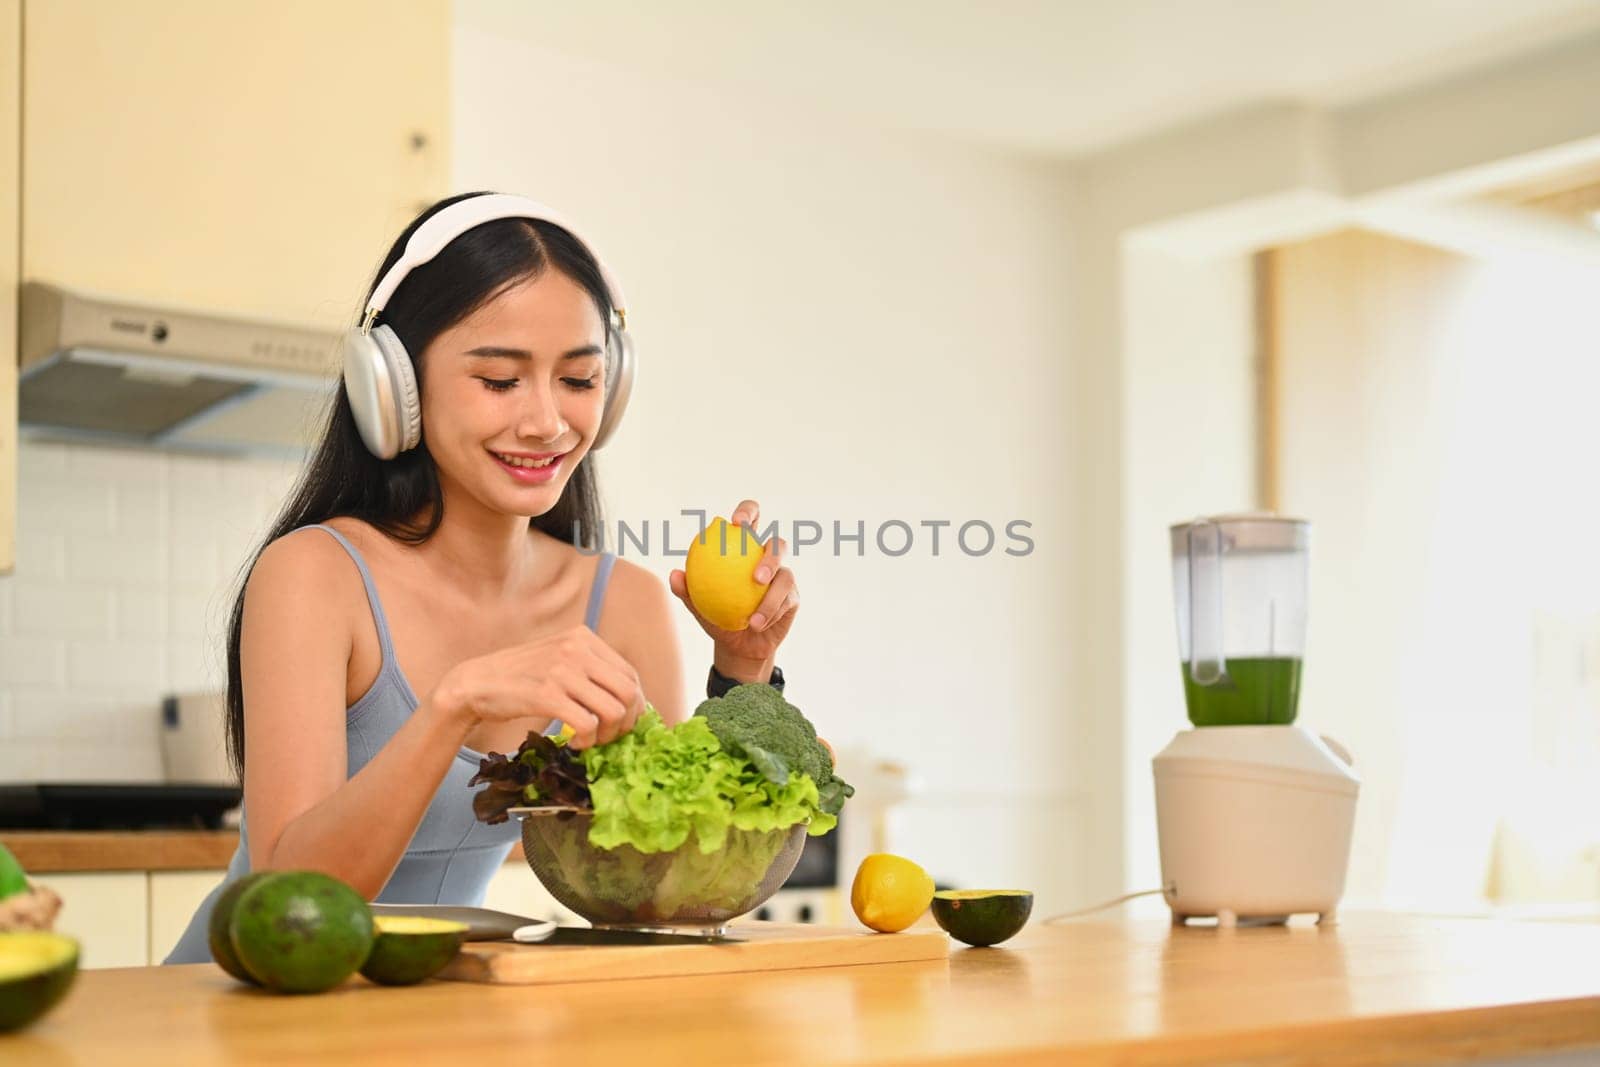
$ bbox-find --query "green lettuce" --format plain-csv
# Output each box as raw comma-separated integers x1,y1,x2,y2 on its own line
470,706,839,854
582,709,835,854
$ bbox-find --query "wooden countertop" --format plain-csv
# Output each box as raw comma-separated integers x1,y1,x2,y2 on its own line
0,831,528,873
0,830,240,872
8,912,1600,1065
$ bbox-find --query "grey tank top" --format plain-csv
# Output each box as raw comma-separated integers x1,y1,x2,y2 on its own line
163,523,617,964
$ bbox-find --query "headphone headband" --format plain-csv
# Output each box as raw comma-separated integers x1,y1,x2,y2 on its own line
344,193,637,460
363,193,629,331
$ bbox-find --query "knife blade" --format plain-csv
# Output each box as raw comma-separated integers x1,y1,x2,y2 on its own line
370,903,743,944
523,926,744,946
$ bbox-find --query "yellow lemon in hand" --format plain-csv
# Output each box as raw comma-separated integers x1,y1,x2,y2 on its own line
684,516,769,630
851,854,935,933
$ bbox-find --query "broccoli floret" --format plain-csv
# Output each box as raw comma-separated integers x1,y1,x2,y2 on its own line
694,684,854,817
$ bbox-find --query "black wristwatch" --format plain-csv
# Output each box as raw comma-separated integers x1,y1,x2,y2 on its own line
707,663,785,699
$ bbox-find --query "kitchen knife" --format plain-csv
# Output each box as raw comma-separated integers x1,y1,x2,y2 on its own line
369,903,743,944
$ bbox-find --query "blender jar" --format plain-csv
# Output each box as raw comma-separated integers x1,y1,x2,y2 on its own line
1172,515,1309,727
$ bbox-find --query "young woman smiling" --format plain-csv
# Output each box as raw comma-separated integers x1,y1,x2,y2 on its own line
162,193,799,963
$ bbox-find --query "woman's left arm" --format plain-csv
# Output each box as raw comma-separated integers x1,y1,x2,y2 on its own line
603,558,689,725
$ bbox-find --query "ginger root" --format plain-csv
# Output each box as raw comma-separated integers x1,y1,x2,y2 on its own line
0,884,63,932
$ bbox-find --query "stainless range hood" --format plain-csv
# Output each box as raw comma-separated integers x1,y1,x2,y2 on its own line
18,282,341,455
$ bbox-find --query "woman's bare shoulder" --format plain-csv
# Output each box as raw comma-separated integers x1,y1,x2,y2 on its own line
598,555,683,720
604,556,669,610
246,522,367,621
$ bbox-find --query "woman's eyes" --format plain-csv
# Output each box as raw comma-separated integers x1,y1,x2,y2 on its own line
475,377,597,392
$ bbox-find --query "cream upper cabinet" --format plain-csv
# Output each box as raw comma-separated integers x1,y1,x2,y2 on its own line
21,0,450,330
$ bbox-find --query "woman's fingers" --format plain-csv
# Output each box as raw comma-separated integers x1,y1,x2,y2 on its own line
584,651,643,718
730,500,761,532
668,569,715,629
754,537,786,584
568,676,628,745
620,689,645,736
546,699,600,749
573,625,633,675
748,568,798,631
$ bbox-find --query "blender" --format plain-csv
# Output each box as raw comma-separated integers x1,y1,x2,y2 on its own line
1153,515,1360,927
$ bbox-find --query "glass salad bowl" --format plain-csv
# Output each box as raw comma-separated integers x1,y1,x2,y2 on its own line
515,810,808,934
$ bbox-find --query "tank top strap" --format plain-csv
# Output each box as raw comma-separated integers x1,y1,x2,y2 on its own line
584,552,617,631
302,524,401,665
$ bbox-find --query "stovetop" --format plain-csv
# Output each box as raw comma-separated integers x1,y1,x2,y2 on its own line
0,782,241,830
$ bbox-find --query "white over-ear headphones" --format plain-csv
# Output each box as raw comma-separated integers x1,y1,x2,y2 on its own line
341,193,636,460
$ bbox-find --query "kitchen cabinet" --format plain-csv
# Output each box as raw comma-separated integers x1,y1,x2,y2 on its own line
148,870,224,965
10,848,579,966
29,871,149,969
1,0,18,574
20,0,450,331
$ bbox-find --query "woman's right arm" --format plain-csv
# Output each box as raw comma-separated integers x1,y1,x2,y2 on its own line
239,532,643,899
238,531,466,898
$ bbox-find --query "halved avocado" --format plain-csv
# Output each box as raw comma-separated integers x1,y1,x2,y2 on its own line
930,890,1033,947
208,872,273,985
0,932,79,1032
359,916,468,986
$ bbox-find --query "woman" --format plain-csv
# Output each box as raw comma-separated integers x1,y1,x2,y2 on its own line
164,192,798,963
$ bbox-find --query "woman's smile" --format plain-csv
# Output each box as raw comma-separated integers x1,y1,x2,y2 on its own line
489,448,567,484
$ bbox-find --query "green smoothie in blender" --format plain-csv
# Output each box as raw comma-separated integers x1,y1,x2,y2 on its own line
1181,656,1302,726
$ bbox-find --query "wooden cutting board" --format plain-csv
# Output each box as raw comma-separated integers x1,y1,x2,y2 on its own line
438,921,949,985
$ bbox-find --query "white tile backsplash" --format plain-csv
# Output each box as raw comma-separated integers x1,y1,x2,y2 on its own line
66,531,170,587
113,587,171,642
1,439,301,782
0,636,68,687
14,526,67,581
8,692,147,741
21,484,116,536
67,640,171,692
12,581,115,639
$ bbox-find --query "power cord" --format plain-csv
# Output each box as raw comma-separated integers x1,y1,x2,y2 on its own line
1041,884,1172,924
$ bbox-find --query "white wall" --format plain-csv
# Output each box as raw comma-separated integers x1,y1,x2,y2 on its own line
1119,247,1258,900
0,438,301,780
1276,234,1600,908
1062,33,1600,908
452,5,1087,907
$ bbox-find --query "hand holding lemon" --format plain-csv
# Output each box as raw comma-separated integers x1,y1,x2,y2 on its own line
669,500,799,666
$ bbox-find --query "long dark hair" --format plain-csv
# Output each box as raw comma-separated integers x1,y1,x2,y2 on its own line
223,192,614,778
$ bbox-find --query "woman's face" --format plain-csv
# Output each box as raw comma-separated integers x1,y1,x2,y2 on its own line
418,269,607,518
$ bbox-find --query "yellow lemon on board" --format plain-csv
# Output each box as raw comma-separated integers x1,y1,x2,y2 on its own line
684,516,769,630
851,854,935,933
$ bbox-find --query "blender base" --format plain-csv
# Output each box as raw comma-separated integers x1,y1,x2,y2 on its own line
1170,908,1339,928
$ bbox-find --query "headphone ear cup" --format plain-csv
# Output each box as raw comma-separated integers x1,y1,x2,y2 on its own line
371,324,422,453
591,326,635,451
341,323,421,459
